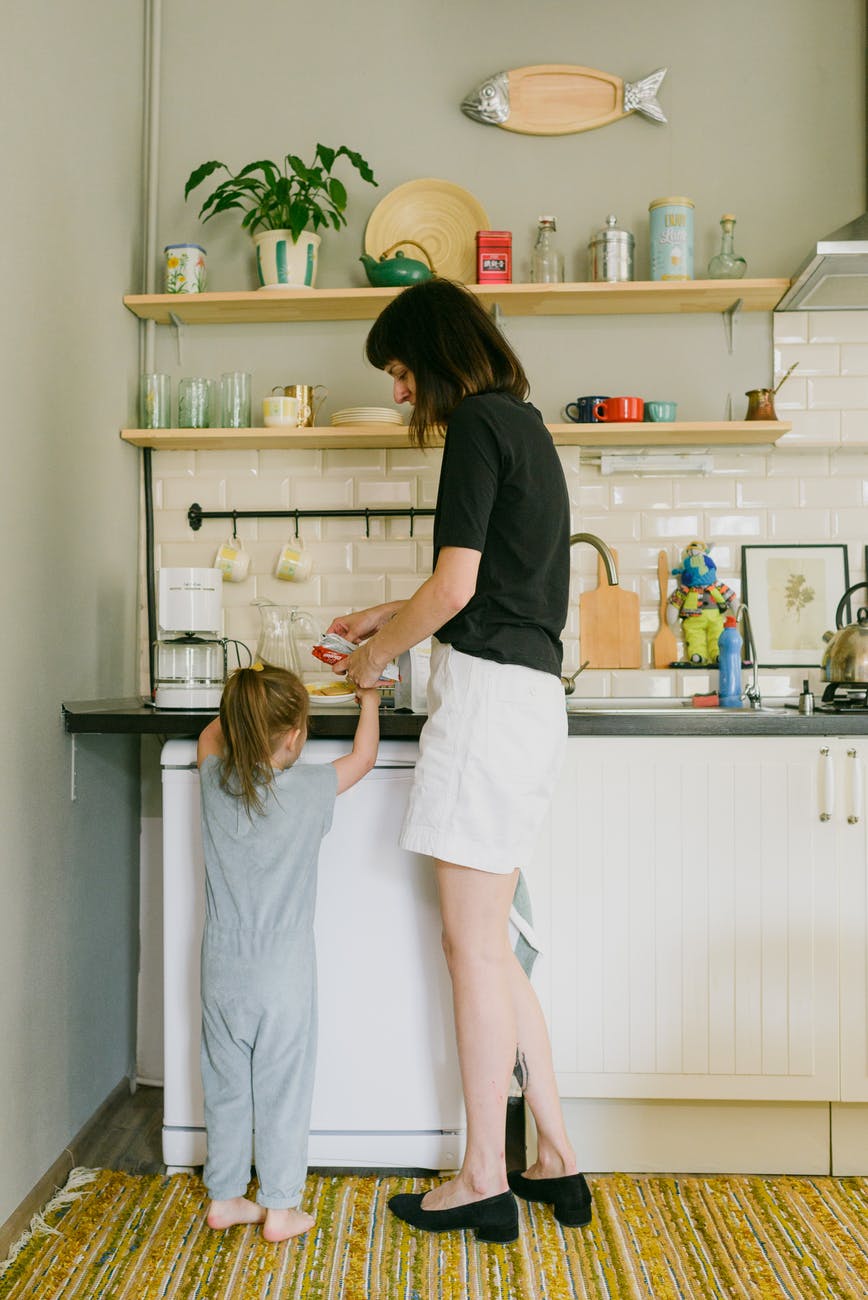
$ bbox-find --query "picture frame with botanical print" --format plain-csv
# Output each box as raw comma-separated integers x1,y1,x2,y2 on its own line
740,544,850,666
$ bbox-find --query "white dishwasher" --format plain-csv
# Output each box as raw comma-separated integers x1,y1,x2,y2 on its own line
161,737,465,1172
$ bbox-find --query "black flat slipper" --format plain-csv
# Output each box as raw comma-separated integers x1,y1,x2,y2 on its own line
387,1190,519,1243
506,1170,592,1227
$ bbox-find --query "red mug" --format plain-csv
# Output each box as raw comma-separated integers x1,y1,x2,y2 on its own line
592,396,644,422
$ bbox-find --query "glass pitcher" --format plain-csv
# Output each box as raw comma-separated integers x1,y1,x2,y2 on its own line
253,600,320,678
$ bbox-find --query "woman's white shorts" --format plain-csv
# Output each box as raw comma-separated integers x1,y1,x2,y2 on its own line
399,640,567,874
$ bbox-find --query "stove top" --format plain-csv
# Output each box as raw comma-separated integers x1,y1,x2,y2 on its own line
819,682,868,712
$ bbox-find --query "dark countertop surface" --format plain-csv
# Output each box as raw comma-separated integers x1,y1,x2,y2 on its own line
62,698,868,738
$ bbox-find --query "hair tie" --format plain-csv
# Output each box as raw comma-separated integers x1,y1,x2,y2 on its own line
250,661,264,671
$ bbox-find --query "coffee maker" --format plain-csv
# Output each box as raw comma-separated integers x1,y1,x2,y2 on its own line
153,567,227,709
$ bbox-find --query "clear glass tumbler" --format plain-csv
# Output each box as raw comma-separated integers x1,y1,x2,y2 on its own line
220,371,252,428
178,377,215,429
139,372,171,429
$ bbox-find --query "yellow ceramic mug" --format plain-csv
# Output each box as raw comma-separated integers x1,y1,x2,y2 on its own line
262,394,300,427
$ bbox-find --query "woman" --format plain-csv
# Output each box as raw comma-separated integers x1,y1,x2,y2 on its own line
328,279,590,1244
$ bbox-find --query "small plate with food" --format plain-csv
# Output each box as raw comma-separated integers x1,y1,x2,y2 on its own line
305,678,359,707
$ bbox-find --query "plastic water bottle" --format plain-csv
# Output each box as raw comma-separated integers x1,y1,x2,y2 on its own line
718,616,743,708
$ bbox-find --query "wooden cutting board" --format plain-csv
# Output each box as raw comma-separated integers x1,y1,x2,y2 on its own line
652,549,679,668
579,549,642,668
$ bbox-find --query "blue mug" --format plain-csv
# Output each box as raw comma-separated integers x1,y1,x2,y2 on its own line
565,395,610,423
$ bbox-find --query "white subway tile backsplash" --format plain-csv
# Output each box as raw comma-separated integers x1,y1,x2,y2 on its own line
162,476,223,510
777,409,841,444
840,344,868,375
775,343,839,375
772,377,807,409
832,507,868,536
193,450,260,476
808,376,868,409
352,540,418,573
773,314,809,344
355,479,414,506
640,512,700,539
674,480,737,508
323,448,386,473
799,477,864,508
767,450,830,477
322,574,387,608
809,311,868,344
258,449,322,475
611,481,674,509
290,476,354,509
768,508,831,538
705,512,764,537
841,411,868,444
737,477,799,508
152,449,197,478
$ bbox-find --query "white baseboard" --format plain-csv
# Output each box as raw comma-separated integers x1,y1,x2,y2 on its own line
553,1098,832,1174
831,1104,868,1174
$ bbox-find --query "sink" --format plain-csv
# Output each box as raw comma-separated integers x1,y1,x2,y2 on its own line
565,697,789,716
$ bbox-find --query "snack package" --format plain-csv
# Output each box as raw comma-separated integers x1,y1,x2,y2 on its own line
312,632,400,686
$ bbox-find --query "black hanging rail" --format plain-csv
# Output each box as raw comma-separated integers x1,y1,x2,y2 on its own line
187,503,435,538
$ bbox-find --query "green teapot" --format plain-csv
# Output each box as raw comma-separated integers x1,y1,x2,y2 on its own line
360,240,435,287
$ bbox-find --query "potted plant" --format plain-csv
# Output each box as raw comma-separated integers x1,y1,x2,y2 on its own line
184,144,378,289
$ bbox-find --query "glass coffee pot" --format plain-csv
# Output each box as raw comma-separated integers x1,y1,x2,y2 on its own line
253,600,319,679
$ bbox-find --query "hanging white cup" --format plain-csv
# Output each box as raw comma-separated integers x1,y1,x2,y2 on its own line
214,536,251,583
275,536,312,582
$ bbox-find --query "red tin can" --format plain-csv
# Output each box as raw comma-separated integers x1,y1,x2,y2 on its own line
476,230,512,283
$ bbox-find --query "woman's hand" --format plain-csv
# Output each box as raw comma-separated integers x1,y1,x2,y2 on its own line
326,601,405,643
335,638,389,690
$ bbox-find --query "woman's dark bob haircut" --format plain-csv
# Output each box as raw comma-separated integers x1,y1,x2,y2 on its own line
365,279,529,446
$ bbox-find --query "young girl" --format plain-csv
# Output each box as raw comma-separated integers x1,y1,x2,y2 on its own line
196,662,380,1243
329,279,589,1244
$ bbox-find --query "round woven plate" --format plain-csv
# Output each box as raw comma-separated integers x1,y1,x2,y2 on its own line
364,178,490,284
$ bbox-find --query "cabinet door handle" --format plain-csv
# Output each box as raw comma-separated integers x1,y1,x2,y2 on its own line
819,746,834,821
847,748,863,824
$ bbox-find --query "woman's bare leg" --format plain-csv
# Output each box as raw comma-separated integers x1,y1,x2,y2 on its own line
421,861,517,1211
508,955,577,1178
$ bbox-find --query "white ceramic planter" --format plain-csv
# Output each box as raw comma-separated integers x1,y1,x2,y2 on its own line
253,229,320,288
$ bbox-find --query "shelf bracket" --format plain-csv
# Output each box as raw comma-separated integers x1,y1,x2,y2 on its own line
722,298,743,355
168,311,186,366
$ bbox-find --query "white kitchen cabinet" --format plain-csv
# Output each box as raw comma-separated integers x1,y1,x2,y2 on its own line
530,736,841,1102
836,739,868,1101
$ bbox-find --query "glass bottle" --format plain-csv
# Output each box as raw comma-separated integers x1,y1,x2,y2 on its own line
707,213,747,279
530,216,564,283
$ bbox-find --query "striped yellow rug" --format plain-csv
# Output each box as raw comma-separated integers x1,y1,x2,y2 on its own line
2,1168,867,1299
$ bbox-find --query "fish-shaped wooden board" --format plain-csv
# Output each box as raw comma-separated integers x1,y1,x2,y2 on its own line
461,63,667,136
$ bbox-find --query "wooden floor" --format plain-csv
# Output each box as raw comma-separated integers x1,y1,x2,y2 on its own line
79,1084,526,1178
78,1083,165,1175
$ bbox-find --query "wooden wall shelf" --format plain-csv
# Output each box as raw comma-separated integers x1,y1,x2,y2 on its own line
121,421,789,452
123,279,790,325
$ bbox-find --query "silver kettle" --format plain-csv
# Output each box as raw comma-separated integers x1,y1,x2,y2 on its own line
823,582,868,682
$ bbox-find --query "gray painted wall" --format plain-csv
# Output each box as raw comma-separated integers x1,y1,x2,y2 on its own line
0,2,143,1226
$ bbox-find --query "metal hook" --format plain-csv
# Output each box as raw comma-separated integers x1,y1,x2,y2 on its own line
365,508,371,539
293,509,300,539
231,511,238,540
409,507,416,538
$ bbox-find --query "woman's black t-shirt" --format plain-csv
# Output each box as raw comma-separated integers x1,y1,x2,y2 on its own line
432,391,570,677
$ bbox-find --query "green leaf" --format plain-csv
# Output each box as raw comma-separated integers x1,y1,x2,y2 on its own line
315,144,336,172
334,146,377,185
184,160,227,199
328,177,347,210
285,154,310,182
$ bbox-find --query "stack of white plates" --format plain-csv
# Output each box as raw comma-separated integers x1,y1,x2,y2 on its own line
331,406,404,426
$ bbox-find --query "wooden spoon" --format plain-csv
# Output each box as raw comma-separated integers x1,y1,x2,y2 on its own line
652,550,679,668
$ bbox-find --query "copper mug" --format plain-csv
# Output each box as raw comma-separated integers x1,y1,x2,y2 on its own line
273,383,328,427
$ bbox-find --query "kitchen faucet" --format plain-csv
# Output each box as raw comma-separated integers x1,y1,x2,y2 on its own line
561,533,620,693
735,604,762,709
570,532,619,585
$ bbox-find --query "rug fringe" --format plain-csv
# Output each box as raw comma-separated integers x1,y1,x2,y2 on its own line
0,1167,100,1277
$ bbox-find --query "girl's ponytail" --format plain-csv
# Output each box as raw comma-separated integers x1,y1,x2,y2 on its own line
218,664,309,816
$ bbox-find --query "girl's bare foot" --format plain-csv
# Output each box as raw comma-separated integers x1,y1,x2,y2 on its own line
207,1196,266,1230
262,1207,315,1242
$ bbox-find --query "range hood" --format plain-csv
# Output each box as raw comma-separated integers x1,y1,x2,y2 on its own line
775,212,868,311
